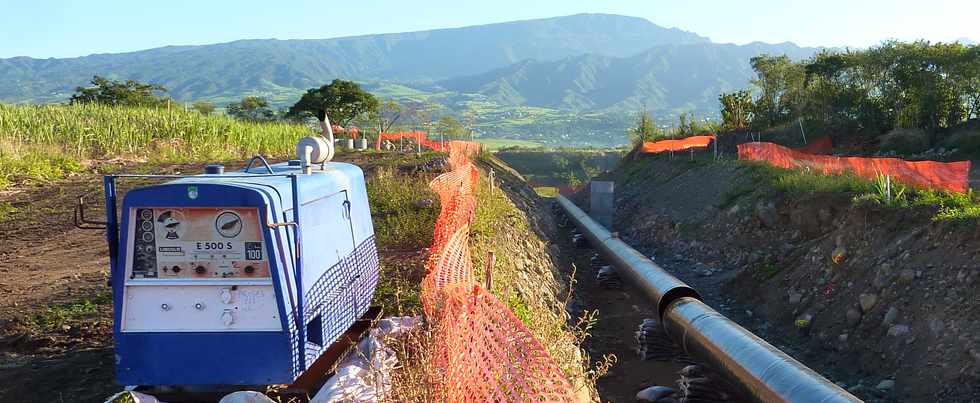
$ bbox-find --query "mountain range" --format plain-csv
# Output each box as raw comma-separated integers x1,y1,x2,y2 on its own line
0,13,824,145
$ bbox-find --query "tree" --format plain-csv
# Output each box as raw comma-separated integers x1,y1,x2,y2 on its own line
436,116,466,139
191,101,215,115
227,96,276,122
718,90,754,130
286,79,378,125
371,99,403,133
627,111,659,145
70,75,168,107
749,55,806,129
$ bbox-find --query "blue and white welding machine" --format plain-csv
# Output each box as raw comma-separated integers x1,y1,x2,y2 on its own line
98,134,379,386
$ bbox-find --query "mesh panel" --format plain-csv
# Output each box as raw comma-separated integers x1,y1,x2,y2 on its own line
289,235,379,378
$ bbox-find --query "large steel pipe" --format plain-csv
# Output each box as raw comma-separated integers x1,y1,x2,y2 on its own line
556,195,860,403
557,195,701,317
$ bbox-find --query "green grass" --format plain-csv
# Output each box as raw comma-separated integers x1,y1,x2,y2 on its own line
477,138,544,150
0,103,311,188
0,201,19,221
0,149,84,188
757,262,783,280
29,292,112,332
738,161,875,195
734,161,980,222
365,162,441,313
366,168,440,249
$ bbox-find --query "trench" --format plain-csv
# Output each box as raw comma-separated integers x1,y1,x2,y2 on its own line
485,154,859,403
482,156,696,401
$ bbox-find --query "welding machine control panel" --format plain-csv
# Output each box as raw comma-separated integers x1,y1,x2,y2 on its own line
123,207,281,332
129,208,270,279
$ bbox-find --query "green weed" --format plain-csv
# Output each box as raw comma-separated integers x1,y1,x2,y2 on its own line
29,292,112,332
757,262,782,279
0,202,17,221
365,167,440,249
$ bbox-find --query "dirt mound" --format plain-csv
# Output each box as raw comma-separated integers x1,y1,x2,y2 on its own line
600,157,980,402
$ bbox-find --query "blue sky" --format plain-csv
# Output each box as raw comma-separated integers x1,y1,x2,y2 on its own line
1,0,977,58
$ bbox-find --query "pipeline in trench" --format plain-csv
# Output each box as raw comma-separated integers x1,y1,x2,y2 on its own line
555,194,861,403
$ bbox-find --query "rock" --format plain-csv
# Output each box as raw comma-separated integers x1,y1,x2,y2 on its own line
875,379,895,392
755,201,777,228
846,308,862,326
859,293,878,313
635,385,677,403
887,324,911,337
727,204,741,216
883,307,899,326
898,269,916,283
788,290,803,305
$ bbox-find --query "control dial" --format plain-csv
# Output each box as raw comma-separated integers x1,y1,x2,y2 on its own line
215,212,243,238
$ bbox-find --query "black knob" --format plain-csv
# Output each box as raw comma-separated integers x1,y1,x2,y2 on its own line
171,266,181,273
244,266,256,274
195,266,206,274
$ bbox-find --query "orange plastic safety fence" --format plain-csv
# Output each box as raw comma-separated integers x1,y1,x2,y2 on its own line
417,140,577,402
433,283,578,402
797,136,833,155
331,124,359,139
375,131,450,151
738,142,972,193
641,134,716,153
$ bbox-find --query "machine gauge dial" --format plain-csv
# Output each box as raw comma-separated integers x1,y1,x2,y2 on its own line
215,212,243,238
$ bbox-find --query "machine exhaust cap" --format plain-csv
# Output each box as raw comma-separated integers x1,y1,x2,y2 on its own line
205,164,225,175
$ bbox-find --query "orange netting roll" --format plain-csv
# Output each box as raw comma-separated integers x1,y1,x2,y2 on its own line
738,142,972,193
416,140,576,402
641,134,716,153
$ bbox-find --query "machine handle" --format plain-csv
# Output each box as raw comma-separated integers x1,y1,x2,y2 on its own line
73,197,107,229
243,155,275,174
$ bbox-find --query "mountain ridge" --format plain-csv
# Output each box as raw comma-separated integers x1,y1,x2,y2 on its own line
437,41,819,113
0,14,717,103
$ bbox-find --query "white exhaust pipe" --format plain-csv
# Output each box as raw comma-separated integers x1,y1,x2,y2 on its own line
295,112,337,174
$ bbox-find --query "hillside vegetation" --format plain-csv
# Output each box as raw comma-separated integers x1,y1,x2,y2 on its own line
719,41,980,156
0,103,310,188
